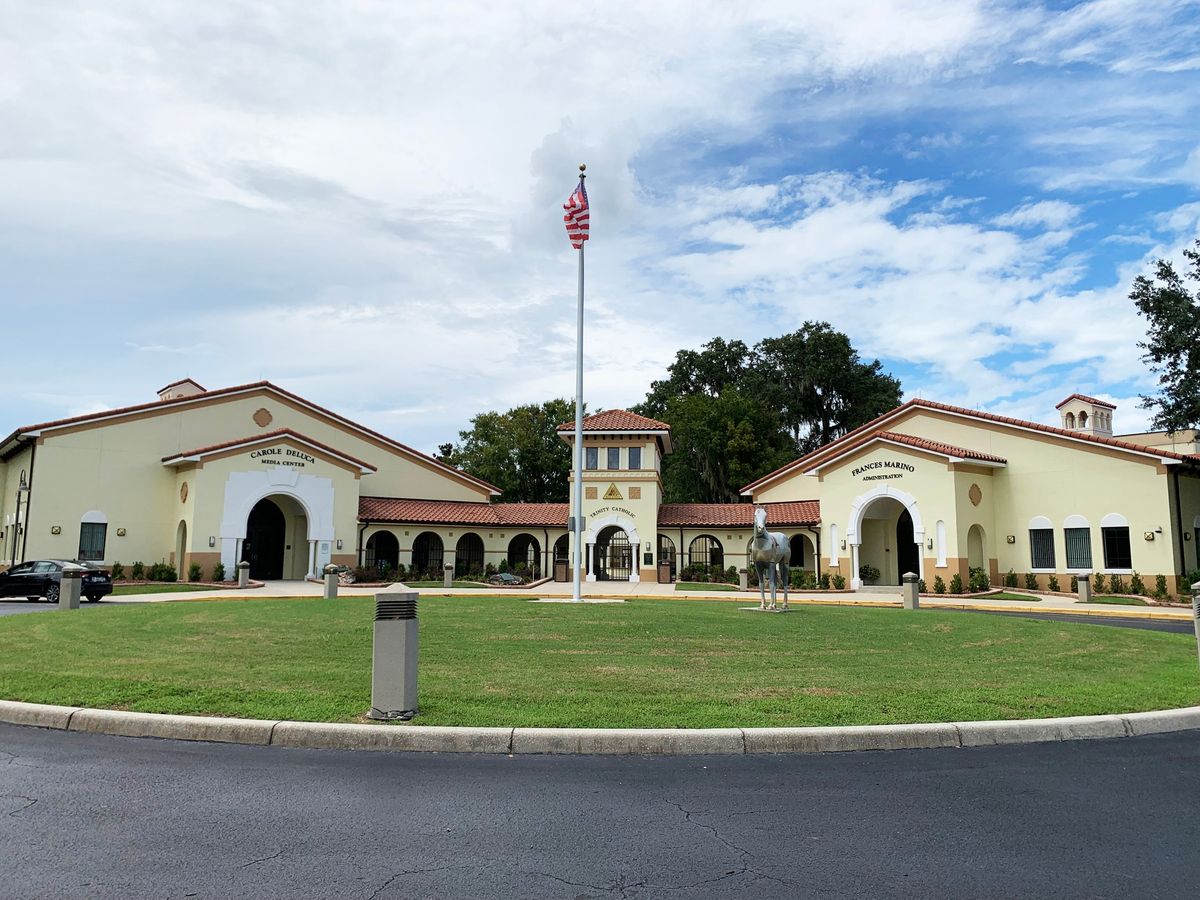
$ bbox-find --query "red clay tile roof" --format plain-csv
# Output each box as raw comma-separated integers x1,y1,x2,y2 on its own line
1,380,498,494
162,429,377,471
1055,393,1116,410
832,431,1007,466
556,409,671,432
657,501,820,528
360,497,820,528
741,397,1197,495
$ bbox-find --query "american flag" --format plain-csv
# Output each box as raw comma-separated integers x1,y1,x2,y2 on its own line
563,180,589,249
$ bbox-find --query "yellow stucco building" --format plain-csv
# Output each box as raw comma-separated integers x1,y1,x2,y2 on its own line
2,379,1198,594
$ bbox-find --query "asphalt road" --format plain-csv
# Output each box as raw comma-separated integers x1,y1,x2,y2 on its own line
2,724,1198,899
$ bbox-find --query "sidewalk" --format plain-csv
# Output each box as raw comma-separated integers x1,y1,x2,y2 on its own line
116,579,1194,620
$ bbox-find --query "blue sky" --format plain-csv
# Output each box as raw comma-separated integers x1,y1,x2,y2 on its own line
2,0,1199,450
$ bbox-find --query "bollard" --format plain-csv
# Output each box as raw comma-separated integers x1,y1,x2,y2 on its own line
901,571,920,609
323,564,339,600
237,560,250,588
58,565,83,610
1077,573,1091,603
738,569,749,591
1191,582,1200,672
367,589,419,720
443,563,454,589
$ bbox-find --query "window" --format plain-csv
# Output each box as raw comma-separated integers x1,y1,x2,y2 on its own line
607,447,620,470
1029,529,1055,570
78,523,107,561
585,447,598,470
1102,527,1132,570
628,447,642,470
1064,528,1091,569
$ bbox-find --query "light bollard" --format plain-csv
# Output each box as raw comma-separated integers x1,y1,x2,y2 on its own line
1191,581,1200,672
367,589,419,721
901,571,920,610
1077,573,1091,603
323,564,339,600
443,563,454,589
237,560,250,588
58,565,83,610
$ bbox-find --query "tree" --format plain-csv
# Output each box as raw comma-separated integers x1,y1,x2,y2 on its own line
1133,240,1200,433
639,338,750,417
440,399,577,502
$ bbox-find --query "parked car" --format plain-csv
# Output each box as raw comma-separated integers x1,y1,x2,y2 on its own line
487,572,526,586
0,560,113,603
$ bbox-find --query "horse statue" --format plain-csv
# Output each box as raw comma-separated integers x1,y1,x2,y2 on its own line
747,506,790,610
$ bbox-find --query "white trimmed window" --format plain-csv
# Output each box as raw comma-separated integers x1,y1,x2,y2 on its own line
1100,513,1132,571
78,510,108,561
1063,514,1091,570
1028,515,1055,571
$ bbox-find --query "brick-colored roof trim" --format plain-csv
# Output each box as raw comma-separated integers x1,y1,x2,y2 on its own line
806,431,1007,470
1055,393,1117,410
556,409,671,432
2,380,498,494
741,398,1197,495
658,501,820,528
162,429,378,472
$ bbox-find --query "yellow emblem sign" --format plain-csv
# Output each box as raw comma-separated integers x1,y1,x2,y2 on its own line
603,483,623,501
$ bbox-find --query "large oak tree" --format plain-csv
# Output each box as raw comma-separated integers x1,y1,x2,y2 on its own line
1133,240,1200,433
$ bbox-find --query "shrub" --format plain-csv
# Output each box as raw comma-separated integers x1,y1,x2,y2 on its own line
1129,571,1146,595
1004,569,1018,588
147,561,177,583
1110,573,1126,594
485,562,497,576
212,562,226,582
498,559,509,574
858,564,881,585
187,562,202,582
1153,574,1168,600
1023,573,1039,591
1070,574,1078,592
109,561,125,581
393,562,407,578
1047,574,1060,592
802,570,817,590
933,575,946,594
968,566,990,593
949,573,964,594
819,572,831,590
918,578,927,593
831,573,846,590
130,561,145,581
1093,572,1107,594
1187,569,1200,589
353,566,378,582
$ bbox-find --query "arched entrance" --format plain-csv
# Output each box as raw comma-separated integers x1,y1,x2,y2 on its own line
507,534,541,578
410,532,444,579
896,509,919,578
852,495,920,587
243,495,310,580
456,533,485,577
175,520,187,575
967,524,986,571
594,526,633,581
658,534,676,579
365,531,399,575
788,534,807,570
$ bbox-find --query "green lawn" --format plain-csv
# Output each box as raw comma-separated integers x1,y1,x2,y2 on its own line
112,583,216,595
1086,595,1150,606
675,582,738,592
0,596,1195,728
983,592,1044,602
402,580,491,589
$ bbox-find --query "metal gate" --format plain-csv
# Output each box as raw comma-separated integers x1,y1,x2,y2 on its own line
595,527,633,581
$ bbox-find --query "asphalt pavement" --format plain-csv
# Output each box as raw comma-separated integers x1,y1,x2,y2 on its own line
2,723,1198,899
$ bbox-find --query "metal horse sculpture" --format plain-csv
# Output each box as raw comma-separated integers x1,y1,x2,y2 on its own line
747,506,790,610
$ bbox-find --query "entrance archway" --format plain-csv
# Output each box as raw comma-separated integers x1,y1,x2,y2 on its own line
410,532,444,579
507,534,541,578
848,486,925,589
896,509,919,578
456,533,485,577
594,526,633,581
245,499,286,580
365,531,399,575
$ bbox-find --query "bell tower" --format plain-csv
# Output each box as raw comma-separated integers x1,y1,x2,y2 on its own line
1056,393,1115,436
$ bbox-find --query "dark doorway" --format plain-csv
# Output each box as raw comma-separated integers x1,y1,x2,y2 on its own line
245,498,286,580
789,534,806,569
595,526,632,581
896,509,918,580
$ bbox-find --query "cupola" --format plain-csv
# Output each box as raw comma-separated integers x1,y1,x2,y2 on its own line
1055,393,1115,436
157,378,206,402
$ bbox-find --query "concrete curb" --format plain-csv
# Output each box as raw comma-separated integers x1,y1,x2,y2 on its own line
2,699,1198,755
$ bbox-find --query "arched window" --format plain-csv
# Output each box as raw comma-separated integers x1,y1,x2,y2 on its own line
688,535,724,575
1100,513,1131,570
365,531,400,573
935,520,947,567
1063,515,1091,569
411,532,444,578
455,533,485,577
553,534,570,562
658,534,676,577
78,510,108,561
507,533,541,577
1065,412,1076,429
1028,515,1054,570
829,523,839,565
1078,411,1088,428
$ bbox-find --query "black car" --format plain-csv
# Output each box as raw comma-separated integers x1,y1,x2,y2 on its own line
0,560,113,603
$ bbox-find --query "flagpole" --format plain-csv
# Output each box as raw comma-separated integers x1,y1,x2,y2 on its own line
573,163,586,603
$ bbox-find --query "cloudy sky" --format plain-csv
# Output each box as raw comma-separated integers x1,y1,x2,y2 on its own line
3,0,1199,451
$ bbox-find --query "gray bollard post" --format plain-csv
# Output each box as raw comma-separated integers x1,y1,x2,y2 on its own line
367,589,419,720
1077,573,1091,603
237,560,250,588
1191,581,1200,672
323,564,339,600
738,568,749,591
58,565,83,610
901,572,920,609
443,563,454,588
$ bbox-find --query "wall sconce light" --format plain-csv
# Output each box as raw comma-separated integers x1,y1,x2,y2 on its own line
840,540,847,551
336,539,343,550
50,525,61,535
208,535,216,548
1143,531,1155,542
1006,535,1016,544
926,537,933,550
645,542,651,551
116,527,127,537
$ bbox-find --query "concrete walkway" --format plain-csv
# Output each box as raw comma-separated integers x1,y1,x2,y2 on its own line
108,578,1194,620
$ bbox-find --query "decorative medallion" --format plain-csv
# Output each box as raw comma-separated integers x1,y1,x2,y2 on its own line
968,483,982,507
603,483,623,500
253,408,273,428
180,481,189,503
629,486,641,500
585,486,598,500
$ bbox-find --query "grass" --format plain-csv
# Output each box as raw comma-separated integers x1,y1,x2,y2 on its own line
675,582,738,592
984,592,1044,602
1086,595,1150,606
401,580,490,588
112,583,215,595
0,596,1195,728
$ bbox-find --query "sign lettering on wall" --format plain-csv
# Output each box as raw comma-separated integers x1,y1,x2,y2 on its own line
591,505,635,519
851,459,915,482
249,447,317,468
